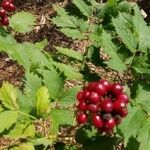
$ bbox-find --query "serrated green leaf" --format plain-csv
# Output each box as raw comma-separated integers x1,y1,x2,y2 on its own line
55,46,83,61
101,30,127,72
36,86,50,117
72,0,92,17
112,13,137,52
0,111,18,133
60,28,85,40
59,86,81,107
137,120,150,150
6,123,35,138
118,105,146,144
50,109,74,135
51,61,83,80
0,82,19,110
9,11,36,33
39,69,65,100
135,83,150,113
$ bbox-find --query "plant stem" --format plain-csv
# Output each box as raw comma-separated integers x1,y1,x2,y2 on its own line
17,111,36,120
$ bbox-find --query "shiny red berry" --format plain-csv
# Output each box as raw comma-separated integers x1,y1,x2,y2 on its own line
2,0,14,2
76,91,84,102
101,99,114,113
77,102,87,110
111,83,123,95
1,17,9,26
76,113,87,124
119,107,128,117
92,115,103,128
87,82,97,91
104,118,116,130
88,104,99,112
7,3,16,12
83,90,90,99
0,9,6,18
113,99,126,112
117,93,129,104
99,79,110,91
89,92,100,104
94,83,106,96
1,1,11,10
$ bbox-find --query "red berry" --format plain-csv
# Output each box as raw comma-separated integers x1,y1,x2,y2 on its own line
101,99,114,113
111,83,123,95
117,93,129,104
99,79,110,91
119,107,128,117
1,17,9,26
77,102,87,110
92,115,103,128
114,115,122,125
2,0,14,2
7,3,16,12
83,90,90,99
76,91,84,102
94,83,106,96
104,118,116,130
88,104,99,112
87,82,97,91
113,99,126,113
0,9,6,18
76,113,87,124
1,1,11,10
89,92,100,104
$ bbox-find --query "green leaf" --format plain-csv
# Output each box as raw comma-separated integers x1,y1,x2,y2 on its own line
60,28,85,40
6,123,35,138
0,111,18,133
40,69,65,100
138,120,150,150
50,109,74,135
0,82,19,110
36,86,50,117
72,0,92,17
55,46,83,61
132,4,150,52
10,143,35,150
53,5,77,28
118,105,146,144
59,86,81,107
101,30,127,72
112,13,138,52
135,83,150,113
9,11,36,33
51,61,83,80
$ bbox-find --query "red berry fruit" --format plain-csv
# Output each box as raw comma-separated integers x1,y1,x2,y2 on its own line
119,107,128,117
104,118,116,130
101,99,114,113
99,79,110,91
88,104,99,112
76,91,84,102
92,115,103,128
83,90,90,99
1,17,9,26
117,93,129,104
111,83,123,95
7,3,16,12
2,0,14,2
1,1,11,10
77,102,87,110
89,92,100,104
0,9,6,18
94,83,106,96
87,82,97,91
76,113,87,124
113,99,126,112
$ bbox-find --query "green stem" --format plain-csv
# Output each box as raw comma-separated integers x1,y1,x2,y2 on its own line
17,111,36,120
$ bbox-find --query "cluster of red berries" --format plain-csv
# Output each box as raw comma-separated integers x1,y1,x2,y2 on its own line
76,80,129,132
0,0,16,26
